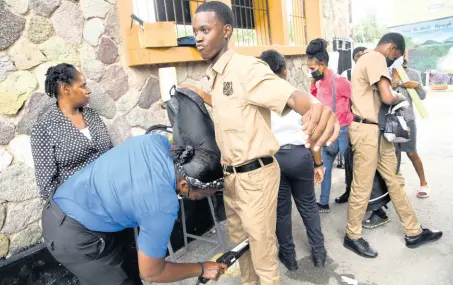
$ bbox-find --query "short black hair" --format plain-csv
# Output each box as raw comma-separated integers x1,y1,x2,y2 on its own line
44,63,78,99
306,38,329,64
377,33,406,53
259,50,286,74
352,46,367,58
195,1,234,29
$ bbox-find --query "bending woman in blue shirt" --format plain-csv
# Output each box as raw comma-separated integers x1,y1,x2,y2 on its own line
42,134,227,285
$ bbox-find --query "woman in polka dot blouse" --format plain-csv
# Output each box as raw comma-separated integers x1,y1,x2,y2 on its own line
31,63,113,201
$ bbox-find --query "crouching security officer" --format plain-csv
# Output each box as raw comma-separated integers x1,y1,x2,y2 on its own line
42,134,227,285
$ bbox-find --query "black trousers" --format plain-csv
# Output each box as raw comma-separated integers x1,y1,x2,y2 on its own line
275,145,326,259
42,200,142,285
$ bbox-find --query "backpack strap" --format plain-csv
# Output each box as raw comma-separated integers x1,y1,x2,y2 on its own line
331,74,337,113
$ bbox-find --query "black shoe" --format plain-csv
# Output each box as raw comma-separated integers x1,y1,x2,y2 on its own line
343,235,378,258
335,192,349,204
405,228,443,249
362,212,390,229
317,203,330,213
312,251,326,268
278,252,298,271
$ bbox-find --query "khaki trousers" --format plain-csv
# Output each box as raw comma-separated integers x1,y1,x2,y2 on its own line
223,160,280,285
347,122,422,239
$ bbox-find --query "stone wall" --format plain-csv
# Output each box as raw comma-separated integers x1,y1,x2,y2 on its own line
0,0,310,258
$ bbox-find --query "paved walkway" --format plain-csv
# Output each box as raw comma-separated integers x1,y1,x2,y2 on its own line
156,92,453,285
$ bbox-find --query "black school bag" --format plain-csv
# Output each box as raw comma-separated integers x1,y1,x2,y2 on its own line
165,87,220,156
344,145,391,211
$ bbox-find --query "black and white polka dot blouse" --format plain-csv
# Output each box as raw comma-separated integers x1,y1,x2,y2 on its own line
31,104,113,201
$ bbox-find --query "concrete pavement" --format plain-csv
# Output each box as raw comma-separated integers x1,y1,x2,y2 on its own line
157,92,453,285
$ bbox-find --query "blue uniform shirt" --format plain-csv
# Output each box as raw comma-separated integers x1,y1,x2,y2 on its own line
53,134,179,258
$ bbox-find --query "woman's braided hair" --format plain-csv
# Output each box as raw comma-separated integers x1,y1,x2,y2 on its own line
44,63,78,99
171,145,224,190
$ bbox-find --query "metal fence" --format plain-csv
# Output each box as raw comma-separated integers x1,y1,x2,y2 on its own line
232,0,271,46
288,0,306,45
133,0,206,38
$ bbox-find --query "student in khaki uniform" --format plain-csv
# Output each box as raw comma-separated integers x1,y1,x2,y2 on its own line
345,32,442,259
181,2,340,285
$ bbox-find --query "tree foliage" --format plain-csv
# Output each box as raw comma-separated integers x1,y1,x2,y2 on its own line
353,16,388,44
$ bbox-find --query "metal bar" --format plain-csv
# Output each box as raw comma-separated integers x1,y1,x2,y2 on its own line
185,234,219,244
265,0,271,44
167,241,176,261
295,0,301,45
243,0,250,46
154,0,159,21
294,0,298,45
172,0,178,36
249,0,255,46
261,0,267,45
164,0,169,21
208,196,226,252
302,0,306,18
182,0,187,36
239,1,245,46
180,199,188,248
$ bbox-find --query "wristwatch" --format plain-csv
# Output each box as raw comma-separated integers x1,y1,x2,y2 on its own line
314,161,324,168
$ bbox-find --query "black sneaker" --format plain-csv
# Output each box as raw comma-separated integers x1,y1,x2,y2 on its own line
343,235,378,258
362,212,390,229
405,228,443,249
335,191,349,204
317,203,330,213
278,252,298,271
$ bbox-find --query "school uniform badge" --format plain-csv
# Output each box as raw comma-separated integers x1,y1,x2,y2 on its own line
223,82,233,96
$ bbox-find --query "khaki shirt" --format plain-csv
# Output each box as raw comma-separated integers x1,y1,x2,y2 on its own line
351,51,391,123
206,49,297,166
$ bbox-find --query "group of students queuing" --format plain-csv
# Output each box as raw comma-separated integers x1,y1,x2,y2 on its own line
29,2,441,285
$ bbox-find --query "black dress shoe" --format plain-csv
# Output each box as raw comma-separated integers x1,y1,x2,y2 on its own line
278,252,298,271
312,251,326,268
335,192,349,204
405,228,443,248
343,235,378,258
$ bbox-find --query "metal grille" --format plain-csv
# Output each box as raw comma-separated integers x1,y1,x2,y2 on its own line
288,0,307,45
133,0,206,37
232,0,271,46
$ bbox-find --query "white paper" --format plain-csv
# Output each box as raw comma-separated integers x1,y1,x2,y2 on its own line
159,67,177,103
341,276,358,285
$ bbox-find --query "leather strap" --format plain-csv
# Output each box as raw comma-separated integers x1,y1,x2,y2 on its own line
331,74,337,113
353,116,378,125
225,157,273,174
279,144,304,150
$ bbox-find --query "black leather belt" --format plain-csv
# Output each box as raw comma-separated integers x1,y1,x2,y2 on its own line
225,157,273,174
353,116,378,125
280,144,305,150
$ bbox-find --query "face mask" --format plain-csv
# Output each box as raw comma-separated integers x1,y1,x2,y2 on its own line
390,57,404,69
386,57,396,67
311,70,324,81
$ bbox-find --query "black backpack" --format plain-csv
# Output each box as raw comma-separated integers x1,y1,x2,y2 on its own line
344,144,392,211
166,87,220,157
